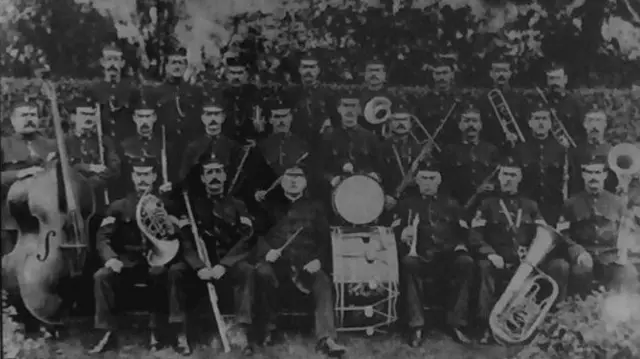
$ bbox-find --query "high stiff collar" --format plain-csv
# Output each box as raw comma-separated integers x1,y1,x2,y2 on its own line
18,133,39,141
165,77,183,86
531,133,552,142
390,134,410,144
585,188,604,198
138,134,153,141
285,192,304,203
587,136,605,146
462,137,480,146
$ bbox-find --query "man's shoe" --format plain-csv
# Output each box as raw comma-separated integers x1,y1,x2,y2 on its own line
453,327,473,344
408,328,423,347
175,333,192,356
316,337,347,357
241,343,255,356
149,332,162,352
262,330,281,347
479,330,494,345
88,331,116,354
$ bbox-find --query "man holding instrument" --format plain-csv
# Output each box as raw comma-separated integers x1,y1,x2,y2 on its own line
64,95,121,213
468,156,570,343
89,156,194,355
122,96,178,194
177,151,257,356
391,159,475,346
254,161,347,357
540,63,585,144
557,154,638,297
440,103,500,212
512,101,567,226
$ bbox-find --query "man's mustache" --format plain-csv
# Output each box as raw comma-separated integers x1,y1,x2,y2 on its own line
24,121,36,128
137,181,151,187
208,179,222,186
106,65,119,72
464,126,480,132
139,125,151,131
588,179,599,184
497,75,507,81
395,124,407,130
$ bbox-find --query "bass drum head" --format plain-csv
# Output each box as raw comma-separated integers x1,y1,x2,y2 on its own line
332,175,385,225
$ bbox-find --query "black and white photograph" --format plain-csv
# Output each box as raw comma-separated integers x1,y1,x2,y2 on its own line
1,0,639,358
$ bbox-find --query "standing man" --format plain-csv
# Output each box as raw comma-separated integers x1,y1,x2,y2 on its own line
538,63,585,144
513,101,567,226
359,56,393,137
88,156,197,355
469,156,570,343
254,161,347,357
479,53,527,149
89,43,135,141
155,47,201,153
441,103,500,212
177,152,258,356
222,57,264,143
392,159,475,346
558,155,638,297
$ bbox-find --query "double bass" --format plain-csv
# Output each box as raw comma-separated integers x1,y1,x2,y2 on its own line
1,77,96,325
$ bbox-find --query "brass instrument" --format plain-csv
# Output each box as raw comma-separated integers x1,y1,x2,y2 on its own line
227,142,255,196
94,102,110,204
488,89,525,146
489,223,560,345
161,125,169,185
408,211,419,257
253,105,265,133
135,193,180,267
535,87,576,149
392,102,457,199
391,112,442,147
364,96,392,126
182,190,231,353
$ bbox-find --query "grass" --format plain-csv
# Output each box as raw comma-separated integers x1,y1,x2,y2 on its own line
22,316,524,359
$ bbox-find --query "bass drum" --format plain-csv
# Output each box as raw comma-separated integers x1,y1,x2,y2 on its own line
331,226,399,335
332,174,385,225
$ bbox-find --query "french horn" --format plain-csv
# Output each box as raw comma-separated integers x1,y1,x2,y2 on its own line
136,193,180,267
489,223,560,345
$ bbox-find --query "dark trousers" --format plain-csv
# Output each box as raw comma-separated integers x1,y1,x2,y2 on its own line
476,258,570,323
93,261,189,330
400,252,475,329
255,262,336,340
569,259,639,296
212,261,256,326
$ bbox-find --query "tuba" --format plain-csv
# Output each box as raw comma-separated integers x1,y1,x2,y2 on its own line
488,89,525,146
489,223,560,345
136,193,180,267
608,142,640,191
364,96,392,126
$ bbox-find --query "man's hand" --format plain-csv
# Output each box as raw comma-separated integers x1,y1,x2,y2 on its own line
46,152,57,162
105,258,124,273
505,132,519,145
576,252,593,268
303,259,321,274
89,164,107,174
16,166,44,179
330,176,341,187
211,264,226,280
384,195,397,210
255,190,267,202
400,226,414,245
342,162,354,174
369,172,381,182
197,267,215,281
265,249,281,263
487,254,504,269
159,182,172,194
478,183,495,193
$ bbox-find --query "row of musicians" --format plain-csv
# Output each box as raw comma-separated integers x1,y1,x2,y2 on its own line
85,148,639,355
1,87,624,227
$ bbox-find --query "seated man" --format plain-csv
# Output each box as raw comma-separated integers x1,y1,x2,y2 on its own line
89,156,200,355
254,160,347,357
558,154,639,296
177,151,257,356
469,156,570,343
391,159,475,346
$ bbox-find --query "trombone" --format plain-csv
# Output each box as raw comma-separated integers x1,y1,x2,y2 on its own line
488,89,525,146
534,87,577,149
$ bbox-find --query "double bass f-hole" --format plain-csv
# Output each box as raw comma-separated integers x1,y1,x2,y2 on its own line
36,230,57,262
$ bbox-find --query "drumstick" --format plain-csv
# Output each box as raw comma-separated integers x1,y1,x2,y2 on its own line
272,227,304,257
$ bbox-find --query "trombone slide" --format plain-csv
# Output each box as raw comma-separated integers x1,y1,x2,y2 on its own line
487,89,525,145
95,102,110,204
161,125,169,184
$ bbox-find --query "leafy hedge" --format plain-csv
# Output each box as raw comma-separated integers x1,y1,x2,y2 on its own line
2,77,639,142
515,288,640,359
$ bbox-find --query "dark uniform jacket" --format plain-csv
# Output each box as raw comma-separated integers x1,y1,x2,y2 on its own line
178,193,255,270
469,194,545,265
392,194,467,259
258,132,309,178
441,140,500,209
542,90,585,145
380,135,428,196
513,136,567,224
256,195,331,269
561,190,625,264
415,89,460,146
121,135,177,183
320,125,384,181
96,192,191,268
222,84,264,142
65,133,121,210
89,79,136,140
288,84,332,145
155,80,202,150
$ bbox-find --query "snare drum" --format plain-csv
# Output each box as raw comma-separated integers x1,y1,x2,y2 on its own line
331,226,399,335
332,174,385,225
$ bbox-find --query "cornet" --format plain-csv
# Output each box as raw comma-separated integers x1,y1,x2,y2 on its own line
408,212,420,257
488,89,525,146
